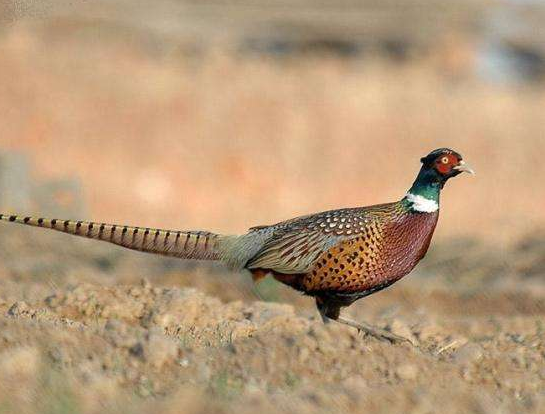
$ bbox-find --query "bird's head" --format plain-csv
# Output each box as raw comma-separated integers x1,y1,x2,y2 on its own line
406,148,474,212
419,148,474,187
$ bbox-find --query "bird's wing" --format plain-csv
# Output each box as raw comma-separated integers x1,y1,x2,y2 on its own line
245,206,385,274
246,229,346,274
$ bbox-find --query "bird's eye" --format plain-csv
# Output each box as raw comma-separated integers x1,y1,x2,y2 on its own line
440,157,449,164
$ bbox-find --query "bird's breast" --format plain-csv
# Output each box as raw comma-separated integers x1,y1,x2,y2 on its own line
381,211,439,280
302,211,439,294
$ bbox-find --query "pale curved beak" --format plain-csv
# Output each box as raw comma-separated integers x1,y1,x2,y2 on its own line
454,160,475,175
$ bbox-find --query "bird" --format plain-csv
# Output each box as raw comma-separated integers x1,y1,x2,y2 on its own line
0,148,473,343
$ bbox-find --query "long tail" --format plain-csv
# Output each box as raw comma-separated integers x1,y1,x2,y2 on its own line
0,213,225,260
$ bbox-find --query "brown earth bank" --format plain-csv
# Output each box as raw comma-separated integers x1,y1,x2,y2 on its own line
0,226,543,414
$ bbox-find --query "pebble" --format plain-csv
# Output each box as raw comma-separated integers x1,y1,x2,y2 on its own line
342,376,368,402
395,363,419,381
452,343,484,365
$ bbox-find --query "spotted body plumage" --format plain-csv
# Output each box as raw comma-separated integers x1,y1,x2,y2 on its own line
305,207,439,294
0,148,473,342
244,201,439,313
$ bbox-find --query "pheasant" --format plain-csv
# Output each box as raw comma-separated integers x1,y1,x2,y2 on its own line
0,148,473,342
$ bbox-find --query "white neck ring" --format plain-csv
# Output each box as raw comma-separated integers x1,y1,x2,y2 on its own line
405,192,439,213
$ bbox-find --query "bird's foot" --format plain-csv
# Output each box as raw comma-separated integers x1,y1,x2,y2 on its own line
337,316,414,345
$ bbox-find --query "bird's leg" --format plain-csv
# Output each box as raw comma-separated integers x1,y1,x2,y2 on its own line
315,297,412,344
316,297,339,324
336,315,413,345
318,307,331,324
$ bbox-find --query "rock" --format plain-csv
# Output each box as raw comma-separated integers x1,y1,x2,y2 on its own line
452,343,484,365
341,375,368,402
395,363,419,381
129,342,145,359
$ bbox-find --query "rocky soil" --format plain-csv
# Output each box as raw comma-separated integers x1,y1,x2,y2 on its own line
0,225,543,414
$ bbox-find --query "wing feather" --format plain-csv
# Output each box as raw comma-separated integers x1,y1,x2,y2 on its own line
246,230,348,273
245,203,398,274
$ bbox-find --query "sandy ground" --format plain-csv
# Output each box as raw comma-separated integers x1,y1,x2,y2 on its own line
0,225,543,414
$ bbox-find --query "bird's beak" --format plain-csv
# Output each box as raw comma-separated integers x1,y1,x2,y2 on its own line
453,160,475,175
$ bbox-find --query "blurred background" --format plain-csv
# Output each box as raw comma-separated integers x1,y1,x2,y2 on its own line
0,0,544,241
0,1,544,414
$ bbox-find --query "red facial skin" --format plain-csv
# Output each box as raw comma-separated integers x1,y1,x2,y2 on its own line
434,153,460,175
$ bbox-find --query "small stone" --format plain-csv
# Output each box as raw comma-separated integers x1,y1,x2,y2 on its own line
150,311,175,329
342,376,368,402
129,342,145,359
395,363,418,380
452,343,484,365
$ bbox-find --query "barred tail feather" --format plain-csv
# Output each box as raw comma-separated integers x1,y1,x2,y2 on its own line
0,214,224,261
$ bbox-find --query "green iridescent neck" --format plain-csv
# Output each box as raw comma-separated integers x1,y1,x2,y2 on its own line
403,168,442,211
408,168,441,199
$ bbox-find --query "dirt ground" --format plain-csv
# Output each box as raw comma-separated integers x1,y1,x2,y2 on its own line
0,225,543,414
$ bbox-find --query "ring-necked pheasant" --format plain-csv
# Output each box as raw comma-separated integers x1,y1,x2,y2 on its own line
0,148,473,343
